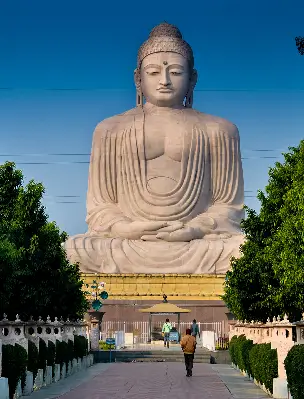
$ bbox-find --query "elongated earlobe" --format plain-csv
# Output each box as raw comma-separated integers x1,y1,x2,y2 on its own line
136,90,143,107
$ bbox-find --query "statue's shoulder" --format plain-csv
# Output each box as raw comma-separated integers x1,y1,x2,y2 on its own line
94,108,140,134
190,109,239,138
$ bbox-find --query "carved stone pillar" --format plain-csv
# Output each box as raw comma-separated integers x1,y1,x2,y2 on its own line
89,317,100,351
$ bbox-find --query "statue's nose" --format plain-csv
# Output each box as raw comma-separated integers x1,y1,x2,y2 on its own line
159,70,171,86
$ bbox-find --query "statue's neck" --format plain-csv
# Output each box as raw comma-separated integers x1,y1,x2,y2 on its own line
143,102,186,115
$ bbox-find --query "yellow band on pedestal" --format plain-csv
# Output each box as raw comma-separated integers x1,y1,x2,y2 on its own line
81,273,225,301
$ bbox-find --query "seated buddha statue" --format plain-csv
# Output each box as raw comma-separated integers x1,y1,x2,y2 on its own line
64,22,245,275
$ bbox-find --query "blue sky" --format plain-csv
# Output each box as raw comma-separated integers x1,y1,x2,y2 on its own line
0,0,303,236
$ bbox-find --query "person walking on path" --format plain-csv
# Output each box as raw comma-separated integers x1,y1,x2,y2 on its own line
162,318,172,348
191,319,200,339
180,328,196,377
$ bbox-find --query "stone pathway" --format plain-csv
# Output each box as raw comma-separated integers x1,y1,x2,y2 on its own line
29,363,269,399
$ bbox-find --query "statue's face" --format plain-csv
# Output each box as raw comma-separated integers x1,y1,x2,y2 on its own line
139,52,194,107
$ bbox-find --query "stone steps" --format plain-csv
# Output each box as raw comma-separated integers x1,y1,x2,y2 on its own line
114,350,211,363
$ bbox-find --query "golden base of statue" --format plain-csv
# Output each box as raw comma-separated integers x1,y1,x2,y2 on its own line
82,273,225,301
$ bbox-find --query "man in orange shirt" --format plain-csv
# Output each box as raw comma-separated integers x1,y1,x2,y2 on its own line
180,328,196,377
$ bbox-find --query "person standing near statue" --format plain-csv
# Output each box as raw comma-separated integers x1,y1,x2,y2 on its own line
162,318,172,348
191,319,200,339
180,328,196,377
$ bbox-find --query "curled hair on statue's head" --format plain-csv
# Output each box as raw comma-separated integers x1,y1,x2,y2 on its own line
134,22,197,108
137,22,194,71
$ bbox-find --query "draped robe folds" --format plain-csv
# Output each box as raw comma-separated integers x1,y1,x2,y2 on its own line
64,107,245,274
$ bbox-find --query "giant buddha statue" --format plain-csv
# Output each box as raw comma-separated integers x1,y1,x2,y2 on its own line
65,22,245,275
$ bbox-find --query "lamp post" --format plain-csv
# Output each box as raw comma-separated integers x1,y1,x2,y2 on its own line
85,274,109,312
85,274,109,343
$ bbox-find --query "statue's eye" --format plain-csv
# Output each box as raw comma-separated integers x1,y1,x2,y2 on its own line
171,71,182,76
146,70,159,75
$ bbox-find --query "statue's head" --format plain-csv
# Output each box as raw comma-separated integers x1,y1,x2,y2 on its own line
135,23,197,108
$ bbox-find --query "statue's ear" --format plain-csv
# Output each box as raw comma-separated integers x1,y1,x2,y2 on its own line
134,68,141,89
190,69,198,90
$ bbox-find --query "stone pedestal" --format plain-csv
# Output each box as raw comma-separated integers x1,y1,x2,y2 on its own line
15,380,22,398
53,364,60,383
72,359,77,374
61,364,66,379
22,371,33,396
90,317,100,351
0,377,9,399
273,378,289,399
67,361,72,376
45,366,52,386
33,369,43,390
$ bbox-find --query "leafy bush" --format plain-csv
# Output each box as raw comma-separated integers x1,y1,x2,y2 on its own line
99,340,115,350
47,341,56,377
249,343,278,394
229,335,238,365
27,340,39,381
284,344,304,399
240,338,254,377
67,339,74,363
2,344,28,399
74,335,88,358
229,336,277,394
55,340,69,370
234,335,247,369
215,336,229,350
38,338,48,374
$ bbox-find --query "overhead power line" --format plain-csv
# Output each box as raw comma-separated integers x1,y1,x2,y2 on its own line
1,87,304,92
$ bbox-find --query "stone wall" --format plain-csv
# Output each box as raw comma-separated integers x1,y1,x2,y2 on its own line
0,315,93,399
229,314,304,398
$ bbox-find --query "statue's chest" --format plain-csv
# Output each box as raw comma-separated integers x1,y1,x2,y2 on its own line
143,118,186,161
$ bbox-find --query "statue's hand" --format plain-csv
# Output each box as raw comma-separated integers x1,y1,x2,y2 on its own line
111,221,168,240
204,232,232,240
156,226,207,242
140,222,184,241
155,225,232,242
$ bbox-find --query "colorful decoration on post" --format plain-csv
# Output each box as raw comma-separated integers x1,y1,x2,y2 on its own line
85,275,108,311
100,291,108,300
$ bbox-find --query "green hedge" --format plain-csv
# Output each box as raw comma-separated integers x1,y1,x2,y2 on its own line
1,344,28,399
1,337,90,398
38,338,48,374
67,339,74,363
249,343,278,393
27,340,39,381
55,340,69,370
74,335,88,359
233,334,247,370
47,341,56,377
229,335,238,365
229,336,278,394
99,341,114,350
239,338,254,377
284,344,304,399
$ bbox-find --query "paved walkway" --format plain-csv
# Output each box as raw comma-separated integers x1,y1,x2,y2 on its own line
29,363,269,399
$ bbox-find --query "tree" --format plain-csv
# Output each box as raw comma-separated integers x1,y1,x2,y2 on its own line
0,162,88,320
223,140,304,322
295,37,304,55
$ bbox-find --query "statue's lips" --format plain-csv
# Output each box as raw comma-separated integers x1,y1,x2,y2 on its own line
157,89,173,93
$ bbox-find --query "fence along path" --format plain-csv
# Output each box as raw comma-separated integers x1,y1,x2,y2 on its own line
101,320,225,343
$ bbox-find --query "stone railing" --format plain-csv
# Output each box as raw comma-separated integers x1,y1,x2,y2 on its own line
0,314,94,399
229,314,304,399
